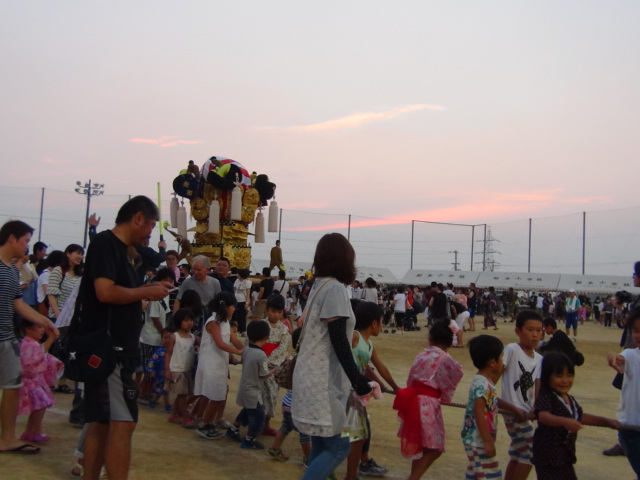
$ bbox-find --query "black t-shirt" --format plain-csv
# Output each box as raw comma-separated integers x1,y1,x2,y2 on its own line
76,230,142,357
259,278,274,298
431,292,449,319
209,273,235,294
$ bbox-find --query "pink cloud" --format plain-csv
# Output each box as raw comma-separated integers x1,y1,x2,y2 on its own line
42,156,71,165
258,104,443,133
129,136,202,147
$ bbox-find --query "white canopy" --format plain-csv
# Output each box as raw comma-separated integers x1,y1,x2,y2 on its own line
401,270,480,286
250,260,399,284
401,269,639,295
556,274,640,295
476,272,561,291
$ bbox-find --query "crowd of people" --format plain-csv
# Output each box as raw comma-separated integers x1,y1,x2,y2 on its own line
0,197,639,480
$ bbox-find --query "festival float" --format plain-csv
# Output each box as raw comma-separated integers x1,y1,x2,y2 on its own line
165,156,277,269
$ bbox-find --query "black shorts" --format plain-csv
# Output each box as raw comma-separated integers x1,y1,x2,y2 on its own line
84,357,139,424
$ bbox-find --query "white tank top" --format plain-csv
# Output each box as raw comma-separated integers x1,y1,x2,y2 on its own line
169,332,196,373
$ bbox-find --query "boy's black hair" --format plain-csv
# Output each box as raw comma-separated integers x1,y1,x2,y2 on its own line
0,220,34,246
291,327,302,350
173,308,195,331
468,335,504,370
429,320,453,348
162,327,173,335
229,320,238,329
539,351,575,396
267,294,285,311
247,319,270,343
354,301,383,331
179,289,202,311
515,309,543,329
18,318,36,338
543,317,557,330
154,267,176,283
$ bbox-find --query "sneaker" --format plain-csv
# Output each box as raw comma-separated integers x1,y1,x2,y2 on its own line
215,420,234,430
197,424,224,440
268,447,289,461
225,427,243,442
164,405,173,413
603,443,625,456
241,437,265,449
181,419,197,429
148,401,156,409
359,458,388,477
168,415,182,425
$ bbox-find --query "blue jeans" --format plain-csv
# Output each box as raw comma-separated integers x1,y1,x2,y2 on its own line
302,434,351,480
235,404,265,438
619,430,640,476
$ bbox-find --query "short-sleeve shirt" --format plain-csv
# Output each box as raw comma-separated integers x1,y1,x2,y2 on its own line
141,296,170,346
501,343,542,412
0,261,22,341
259,278,274,298
393,293,406,313
532,392,582,466
618,348,640,426
461,374,499,447
236,344,268,409
177,276,221,309
292,277,355,437
75,230,142,357
234,278,252,303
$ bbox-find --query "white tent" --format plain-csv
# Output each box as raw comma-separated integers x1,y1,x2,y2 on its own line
556,274,640,295
401,270,480,286
476,272,561,291
251,259,399,284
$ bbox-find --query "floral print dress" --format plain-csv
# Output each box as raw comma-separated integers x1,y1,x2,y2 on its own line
18,337,64,415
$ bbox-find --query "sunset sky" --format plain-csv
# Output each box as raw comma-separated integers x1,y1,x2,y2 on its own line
1,1,639,276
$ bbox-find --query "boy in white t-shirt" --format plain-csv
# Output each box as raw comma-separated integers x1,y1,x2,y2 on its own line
501,310,543,480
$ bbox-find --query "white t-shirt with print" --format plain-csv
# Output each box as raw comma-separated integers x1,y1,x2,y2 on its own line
393,293,406,313
501,343,542,412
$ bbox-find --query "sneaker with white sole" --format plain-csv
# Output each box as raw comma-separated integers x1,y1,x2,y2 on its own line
197,424,224,440
359,458,388,477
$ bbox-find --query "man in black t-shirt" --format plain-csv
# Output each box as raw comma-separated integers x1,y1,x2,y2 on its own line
79,196,170,480
429,283,450,323
254,267,274,319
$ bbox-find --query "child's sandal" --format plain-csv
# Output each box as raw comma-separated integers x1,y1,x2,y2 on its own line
268,447,289,461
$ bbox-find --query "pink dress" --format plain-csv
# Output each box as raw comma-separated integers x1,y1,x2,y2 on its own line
398,346,463,456
18,337,64,415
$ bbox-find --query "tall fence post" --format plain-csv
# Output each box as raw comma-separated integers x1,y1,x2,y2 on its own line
38,188,45,241
483,224,487,271
347,214,351,241
470,225,475,271
582,212,586,275
278,208,283,243
410,220,415,270
528,218,532,273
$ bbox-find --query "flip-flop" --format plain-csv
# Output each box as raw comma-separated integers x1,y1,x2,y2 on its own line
0,443,41,454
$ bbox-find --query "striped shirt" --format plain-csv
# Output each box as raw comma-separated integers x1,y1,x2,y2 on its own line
47,266,81,319
0,261,22,341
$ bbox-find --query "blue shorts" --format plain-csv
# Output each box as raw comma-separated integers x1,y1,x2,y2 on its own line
565,311,579,330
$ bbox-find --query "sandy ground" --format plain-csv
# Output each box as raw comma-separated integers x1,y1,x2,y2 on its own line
2,316,636,480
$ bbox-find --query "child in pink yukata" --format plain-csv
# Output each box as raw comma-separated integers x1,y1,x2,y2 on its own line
393,321,464,480
18,319,63,443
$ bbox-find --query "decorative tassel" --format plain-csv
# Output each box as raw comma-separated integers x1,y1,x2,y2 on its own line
170,195,179,228
268,199,278,233
208,196,220,234
177,205,188,240
231,174,243,221
255,210,265,243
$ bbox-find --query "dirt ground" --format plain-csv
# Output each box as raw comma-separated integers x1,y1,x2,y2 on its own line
2,316,636,480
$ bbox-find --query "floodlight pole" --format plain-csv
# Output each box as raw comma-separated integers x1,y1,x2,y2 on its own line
410,220,415,269
75,179,104,249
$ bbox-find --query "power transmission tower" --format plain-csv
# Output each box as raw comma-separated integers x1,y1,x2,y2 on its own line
449,250,460,271
476,226,501,271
